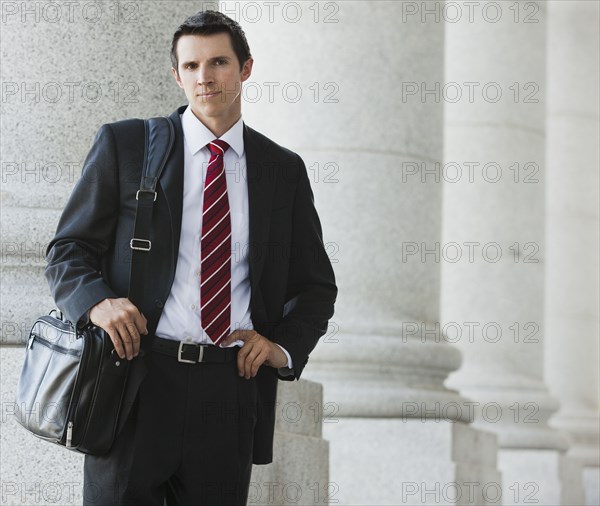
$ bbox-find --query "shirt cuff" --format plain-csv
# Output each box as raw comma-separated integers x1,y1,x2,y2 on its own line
275,343,294,373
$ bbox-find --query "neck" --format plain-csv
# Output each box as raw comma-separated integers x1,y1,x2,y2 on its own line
189,109,241,138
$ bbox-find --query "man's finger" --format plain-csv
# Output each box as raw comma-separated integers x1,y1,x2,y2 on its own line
125,322,141,357
238,341,260,378
242,342,269,378
250,348,269,377
118,322,137,360
118,327,133,361
133,310,148,335
237,343,251,377
106,326,126,359
242,345,261,378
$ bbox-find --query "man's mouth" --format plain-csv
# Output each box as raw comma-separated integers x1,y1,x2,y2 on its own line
198,91,221,99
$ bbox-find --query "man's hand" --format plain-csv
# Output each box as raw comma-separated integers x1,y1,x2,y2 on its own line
89,298,148,360
220,330,287,379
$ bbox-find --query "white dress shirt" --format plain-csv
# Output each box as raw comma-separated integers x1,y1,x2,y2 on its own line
155,106,292,369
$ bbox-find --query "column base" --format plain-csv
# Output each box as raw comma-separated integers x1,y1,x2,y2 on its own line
498,449,586,506
250,432,329,506
249,379,330,506
582,466,599,506
324,418,500,505
306,333,469,419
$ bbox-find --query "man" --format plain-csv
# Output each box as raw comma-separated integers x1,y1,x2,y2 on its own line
44,10,336,506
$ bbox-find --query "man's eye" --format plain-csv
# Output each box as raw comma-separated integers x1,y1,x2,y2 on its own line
186,63,197,70
215,59,227,65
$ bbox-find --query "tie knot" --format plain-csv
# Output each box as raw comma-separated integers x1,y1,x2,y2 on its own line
207,139,230,157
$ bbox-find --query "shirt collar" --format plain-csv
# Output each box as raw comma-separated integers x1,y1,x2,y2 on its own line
181,105,244,157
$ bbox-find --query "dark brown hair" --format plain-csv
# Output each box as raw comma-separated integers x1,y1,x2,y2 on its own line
171,10,252,73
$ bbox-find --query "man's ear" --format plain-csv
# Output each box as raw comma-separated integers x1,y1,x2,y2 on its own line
241,58,254,82
171,67,184,89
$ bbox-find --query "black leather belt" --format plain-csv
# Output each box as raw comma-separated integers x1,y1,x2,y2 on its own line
151,336,239,364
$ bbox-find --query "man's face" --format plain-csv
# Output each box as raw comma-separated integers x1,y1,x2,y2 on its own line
172,32,253,134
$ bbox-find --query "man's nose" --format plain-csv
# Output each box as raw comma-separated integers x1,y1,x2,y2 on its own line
196,64,214,86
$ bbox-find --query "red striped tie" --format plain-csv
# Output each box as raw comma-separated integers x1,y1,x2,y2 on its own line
201,140,231,345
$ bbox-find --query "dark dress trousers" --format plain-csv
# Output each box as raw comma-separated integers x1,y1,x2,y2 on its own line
44,105,337,502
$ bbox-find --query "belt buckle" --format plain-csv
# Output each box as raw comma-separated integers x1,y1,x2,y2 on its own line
177,342,204,363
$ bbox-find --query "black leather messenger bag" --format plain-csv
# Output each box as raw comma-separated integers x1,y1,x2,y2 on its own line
14,116,174,455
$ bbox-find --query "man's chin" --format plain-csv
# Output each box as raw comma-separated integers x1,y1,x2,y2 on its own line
189,104,216,120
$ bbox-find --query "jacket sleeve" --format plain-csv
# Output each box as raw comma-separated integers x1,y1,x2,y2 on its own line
44,124,121,328
271,154,337,380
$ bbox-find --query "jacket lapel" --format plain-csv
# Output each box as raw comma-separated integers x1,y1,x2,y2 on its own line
157,106,186,269
244,123,276,293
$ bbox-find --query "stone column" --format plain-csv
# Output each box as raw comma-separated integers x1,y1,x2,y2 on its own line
442,1,584,504
1,1,328,501
236,1,500,503
0,3,187,493
545,1,600,505
1,0,189,345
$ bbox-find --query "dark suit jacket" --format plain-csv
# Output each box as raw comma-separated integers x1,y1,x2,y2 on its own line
44,105,337,464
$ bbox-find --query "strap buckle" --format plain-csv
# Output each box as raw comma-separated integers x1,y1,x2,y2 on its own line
136,190,157,201
130,238,151,251
177,342,205,363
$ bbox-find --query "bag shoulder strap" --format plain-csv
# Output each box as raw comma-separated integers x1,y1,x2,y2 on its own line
128,116,175,308
139,117,175,196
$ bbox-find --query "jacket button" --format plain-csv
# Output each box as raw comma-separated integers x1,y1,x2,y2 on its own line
155,299,164,309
